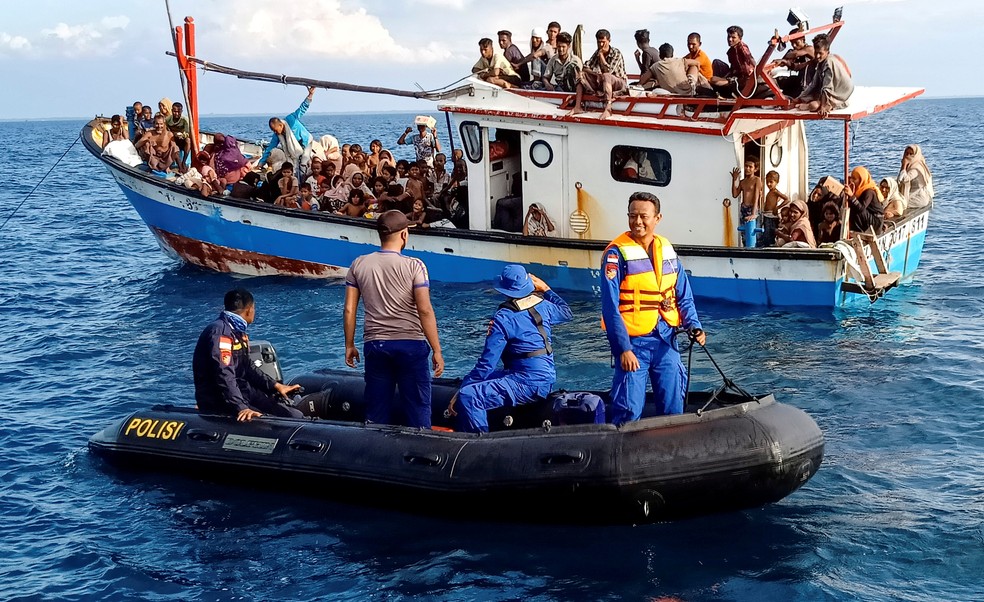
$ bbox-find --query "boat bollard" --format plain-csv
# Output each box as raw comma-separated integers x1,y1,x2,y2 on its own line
738,220,764,248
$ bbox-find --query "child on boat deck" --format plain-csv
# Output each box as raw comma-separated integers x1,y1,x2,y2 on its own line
817,201,841,244
406,198,429,228
395,160,410,188
762,170,788,247
405,163,427,203
299,183,320,211
731,157,763,244
274,162,299,208
336,189,368,217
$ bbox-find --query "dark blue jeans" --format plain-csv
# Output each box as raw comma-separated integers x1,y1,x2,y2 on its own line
363,339,432,428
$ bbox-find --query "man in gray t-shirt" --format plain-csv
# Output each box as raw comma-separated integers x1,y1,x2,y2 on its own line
343,210,444,428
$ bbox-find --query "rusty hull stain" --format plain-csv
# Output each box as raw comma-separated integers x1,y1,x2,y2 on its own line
154,228,342,278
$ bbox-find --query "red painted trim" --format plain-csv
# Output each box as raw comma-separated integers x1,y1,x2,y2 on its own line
446,106,725,136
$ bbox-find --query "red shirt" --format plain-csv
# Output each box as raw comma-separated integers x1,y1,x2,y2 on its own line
727,42,756,88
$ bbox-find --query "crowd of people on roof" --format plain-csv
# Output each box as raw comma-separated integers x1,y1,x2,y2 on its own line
469,21,854,119
100,89,471,229
731,145,934,249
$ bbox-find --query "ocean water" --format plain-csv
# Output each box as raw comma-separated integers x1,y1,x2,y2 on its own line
1,99,983,601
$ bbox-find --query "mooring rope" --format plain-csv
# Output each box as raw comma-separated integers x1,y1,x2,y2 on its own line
0,134,81,234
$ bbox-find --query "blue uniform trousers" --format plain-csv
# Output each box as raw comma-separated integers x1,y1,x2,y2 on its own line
456,369,547,433
363,339,432,428
610,334,687,424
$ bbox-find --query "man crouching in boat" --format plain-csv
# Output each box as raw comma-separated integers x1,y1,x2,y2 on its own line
193,289,303,422
453,265,572,433
601,192,706,424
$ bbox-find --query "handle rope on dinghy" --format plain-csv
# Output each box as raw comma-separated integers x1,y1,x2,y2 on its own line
680,329,758,416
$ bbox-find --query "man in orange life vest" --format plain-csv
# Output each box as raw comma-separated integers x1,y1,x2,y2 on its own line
601,192,706,423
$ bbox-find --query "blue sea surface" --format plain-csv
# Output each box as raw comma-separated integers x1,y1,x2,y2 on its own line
1,99,983,601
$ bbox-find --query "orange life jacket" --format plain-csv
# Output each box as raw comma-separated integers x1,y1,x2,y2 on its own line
601,232,681,335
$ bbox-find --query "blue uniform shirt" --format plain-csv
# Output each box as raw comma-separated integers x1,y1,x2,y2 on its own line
257,97,313,166
192,313,277,414
600,240,702,355
463,289,573,388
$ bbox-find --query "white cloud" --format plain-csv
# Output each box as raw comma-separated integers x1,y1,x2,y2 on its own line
205,0,454,63
0,32,32,54
0,15,131,59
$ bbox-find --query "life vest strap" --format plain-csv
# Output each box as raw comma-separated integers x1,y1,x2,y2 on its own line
498,297,551,359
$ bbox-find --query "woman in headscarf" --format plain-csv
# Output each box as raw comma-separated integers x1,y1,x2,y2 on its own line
319,134,343,176
777,199,817,248
254,86,317,179
898,144,934,210
879,177,907,220
846,166,885,233
378,149,397,176
212,133,251,187
157,97,173,120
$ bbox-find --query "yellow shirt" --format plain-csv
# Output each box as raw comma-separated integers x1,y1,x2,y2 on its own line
472,53,519,78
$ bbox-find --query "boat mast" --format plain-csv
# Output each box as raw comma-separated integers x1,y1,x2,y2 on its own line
164,2,200,154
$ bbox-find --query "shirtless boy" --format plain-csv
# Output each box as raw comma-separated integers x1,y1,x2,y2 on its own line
762,170,789,246
404,163,427,204
731,158,763,245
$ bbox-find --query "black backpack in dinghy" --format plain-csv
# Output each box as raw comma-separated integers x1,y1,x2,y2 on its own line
88,340,824,523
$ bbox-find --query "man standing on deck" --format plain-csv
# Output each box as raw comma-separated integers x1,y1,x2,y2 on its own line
253,86,317,179
343,211,445,428
193,288,303,422
600,192,706,424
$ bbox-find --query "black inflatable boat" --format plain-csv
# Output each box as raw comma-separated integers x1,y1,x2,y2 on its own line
89,343,824,523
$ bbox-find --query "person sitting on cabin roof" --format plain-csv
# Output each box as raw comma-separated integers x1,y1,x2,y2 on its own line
135,115,182,174
516,28,554,89
762,170,789,247
633,29,661,89
730,156,764,237
816,201,842,245
254,86,317,179
845,166,885,234
686,33,714,82
397,120,440,168
636,43,708,97
273,162,300,209
451,265,572,433
473,37,523,89
542,32,582,92
795,34,854,118
546,22,561,51
709,25,756,98
568,29,628,120
771,27,816,98
498,30,530,82
166,101,192,166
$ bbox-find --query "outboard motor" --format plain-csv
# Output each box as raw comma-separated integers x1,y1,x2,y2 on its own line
248,339,283,383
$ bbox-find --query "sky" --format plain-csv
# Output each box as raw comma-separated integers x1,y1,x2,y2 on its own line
0,0,977,120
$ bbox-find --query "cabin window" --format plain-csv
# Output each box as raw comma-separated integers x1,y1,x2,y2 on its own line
529,140,554,168
610,145,671,187
459,121,483,163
